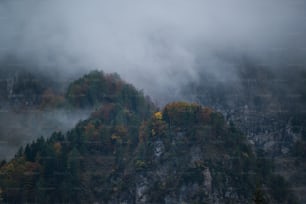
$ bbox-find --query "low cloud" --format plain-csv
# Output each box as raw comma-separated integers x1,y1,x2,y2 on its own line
0,0,305,102
0,1,306,159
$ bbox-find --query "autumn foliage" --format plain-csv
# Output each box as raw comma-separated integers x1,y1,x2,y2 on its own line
162,102,213,128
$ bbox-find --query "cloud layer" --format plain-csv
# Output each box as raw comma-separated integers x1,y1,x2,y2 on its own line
0,0,306,101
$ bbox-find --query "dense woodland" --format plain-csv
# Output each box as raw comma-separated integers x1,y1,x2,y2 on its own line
0,71,298,203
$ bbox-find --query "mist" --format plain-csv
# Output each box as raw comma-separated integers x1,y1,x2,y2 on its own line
0,0,306,102
1,0,306,159
0,109,91,160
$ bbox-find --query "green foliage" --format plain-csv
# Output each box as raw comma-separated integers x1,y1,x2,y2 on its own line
253,185,268,204
0,158,40,203
181,166,204,184
0,69,296,203
162,102,203,128
66,70,155,119
268,175,297,203
67,147,81,180
135,159,147,171
292,140,306,164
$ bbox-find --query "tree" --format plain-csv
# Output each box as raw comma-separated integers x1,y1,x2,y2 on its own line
67,147,81,180
253,185,267,204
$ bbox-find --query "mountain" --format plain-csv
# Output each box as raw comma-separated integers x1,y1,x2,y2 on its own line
180,57,306,203
0,67,155,160
0,71,296,203
0,65,72,160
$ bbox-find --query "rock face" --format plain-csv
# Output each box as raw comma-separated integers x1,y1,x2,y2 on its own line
101,102,294,204
1,100,292,204
0,71,299,203
203,167,212,193
180,65,306,203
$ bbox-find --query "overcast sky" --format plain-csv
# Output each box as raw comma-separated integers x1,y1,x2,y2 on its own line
1,0,306,159
0,0,306,101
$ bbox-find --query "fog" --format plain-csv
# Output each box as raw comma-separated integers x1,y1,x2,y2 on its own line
0,0,306,159
0,109,91,160
1,0,306,102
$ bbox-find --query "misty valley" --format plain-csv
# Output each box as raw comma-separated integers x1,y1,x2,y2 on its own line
1,0,306,203
0,68,305,203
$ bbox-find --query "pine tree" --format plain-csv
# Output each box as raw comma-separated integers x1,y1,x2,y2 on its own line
253,185,267,204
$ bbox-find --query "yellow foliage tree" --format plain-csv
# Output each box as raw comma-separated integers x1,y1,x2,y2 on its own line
53,142,62,155
154,112,163,120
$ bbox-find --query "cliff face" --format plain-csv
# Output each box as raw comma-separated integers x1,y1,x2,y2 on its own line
181,64,306,203
0,70,301,203
109,103,258,204
0,98,295,203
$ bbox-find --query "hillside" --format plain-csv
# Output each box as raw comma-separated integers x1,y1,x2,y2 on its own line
0,68,156,160
0,72,297,203
180,59,306,203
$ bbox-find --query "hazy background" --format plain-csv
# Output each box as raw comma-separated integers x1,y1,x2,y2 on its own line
1,0,306,102
0,109,91,160
1,0,306,159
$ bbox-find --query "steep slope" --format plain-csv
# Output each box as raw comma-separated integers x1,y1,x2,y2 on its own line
181,58,306,203
0,97,296,203
0,71,156,203
104,102,295,204
0,66,73,160
0,68,154,160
